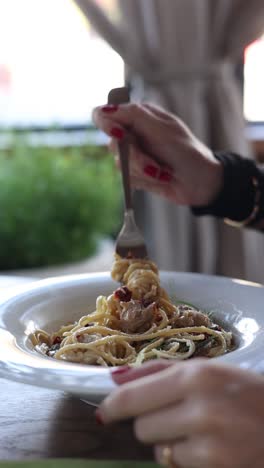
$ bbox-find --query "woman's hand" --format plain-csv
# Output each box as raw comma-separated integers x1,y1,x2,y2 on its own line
96,360,264,468
93,103,223,206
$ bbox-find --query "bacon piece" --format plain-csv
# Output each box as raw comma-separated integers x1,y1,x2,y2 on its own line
52,336,62,345
114,286,132,302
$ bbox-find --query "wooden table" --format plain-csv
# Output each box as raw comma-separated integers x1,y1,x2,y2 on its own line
0,379,153,460
0,276,153,461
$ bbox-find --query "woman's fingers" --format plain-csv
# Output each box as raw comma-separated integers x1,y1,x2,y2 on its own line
134,401,205,444
109,137,156,174
109,139,178,201
155,442,188,468
111,359,173,385
92,114,126,140
131,176,180,204
108,138,118,154
155,438,220,468
98,360,217,424
135,397,242,446
99,102,189,138
93,100,221,207
98,362,189,423
143,103,176,122
93,103,173,141
109,139,174,183
98,361,264,468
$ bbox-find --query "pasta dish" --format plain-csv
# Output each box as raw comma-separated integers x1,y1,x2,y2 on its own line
30,256,232,366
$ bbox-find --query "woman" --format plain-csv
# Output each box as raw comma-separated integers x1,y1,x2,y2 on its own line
92,102,264,468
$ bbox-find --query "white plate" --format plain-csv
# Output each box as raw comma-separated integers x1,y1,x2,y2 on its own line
0,271,263,405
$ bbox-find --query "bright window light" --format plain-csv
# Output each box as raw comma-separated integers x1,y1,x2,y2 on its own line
0,0,124,127
244,35,264,123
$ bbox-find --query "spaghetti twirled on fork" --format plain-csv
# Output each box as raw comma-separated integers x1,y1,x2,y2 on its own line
31,256,232,366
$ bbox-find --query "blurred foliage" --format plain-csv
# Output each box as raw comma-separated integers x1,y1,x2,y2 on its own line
0,137,121,269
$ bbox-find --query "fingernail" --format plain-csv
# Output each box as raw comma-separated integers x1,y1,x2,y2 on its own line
159,170,173,182
110,127,124,140
143,165,159,179
111,365,130,376
102,105,118,113
95,409,104,426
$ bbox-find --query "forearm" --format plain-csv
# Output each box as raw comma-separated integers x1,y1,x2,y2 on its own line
191,152,264,231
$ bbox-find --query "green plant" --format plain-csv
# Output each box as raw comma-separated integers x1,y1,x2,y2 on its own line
0,137,121,269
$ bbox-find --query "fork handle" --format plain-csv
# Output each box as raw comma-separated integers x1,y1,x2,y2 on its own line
118,136,132,210
108,87,132,211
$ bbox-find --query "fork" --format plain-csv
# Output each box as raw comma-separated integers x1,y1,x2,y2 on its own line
108,87,148,259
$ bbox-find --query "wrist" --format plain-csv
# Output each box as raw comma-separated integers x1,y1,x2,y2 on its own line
191,152,262,223
191,152,224,207
199,158,224,206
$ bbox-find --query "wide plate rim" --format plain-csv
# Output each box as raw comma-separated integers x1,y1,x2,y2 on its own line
0,271,263,401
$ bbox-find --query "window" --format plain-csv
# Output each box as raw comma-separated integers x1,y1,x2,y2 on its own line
244,35,264,123
0,0,124,128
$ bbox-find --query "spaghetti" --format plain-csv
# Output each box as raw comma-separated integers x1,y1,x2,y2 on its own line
31,256,232,366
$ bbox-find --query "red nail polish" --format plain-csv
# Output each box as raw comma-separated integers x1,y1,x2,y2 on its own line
102,105,118,113
110,127,124,139
143,165,159,179
159,170,173,182
95,409,104,426
111,365,130,376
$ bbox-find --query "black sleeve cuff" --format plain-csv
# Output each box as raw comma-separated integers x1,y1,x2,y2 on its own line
191,152,264,223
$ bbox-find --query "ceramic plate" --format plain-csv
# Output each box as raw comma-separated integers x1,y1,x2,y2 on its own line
0,272,263,405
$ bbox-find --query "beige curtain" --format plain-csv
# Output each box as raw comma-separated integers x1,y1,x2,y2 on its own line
74,0,264,282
